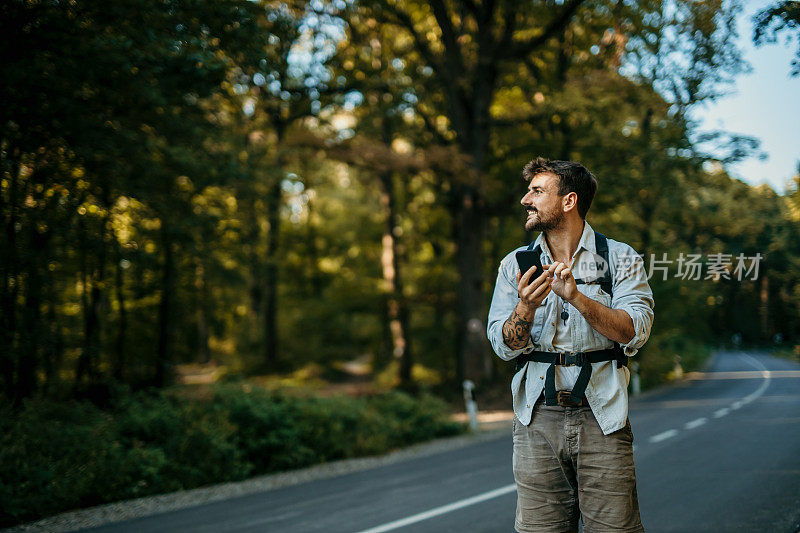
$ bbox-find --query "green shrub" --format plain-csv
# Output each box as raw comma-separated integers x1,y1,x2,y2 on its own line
366,391,464,447
0,398,113,523
637,331,712,390
0,385,467,528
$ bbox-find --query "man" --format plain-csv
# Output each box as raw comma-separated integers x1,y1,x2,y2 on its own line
487,157,654,532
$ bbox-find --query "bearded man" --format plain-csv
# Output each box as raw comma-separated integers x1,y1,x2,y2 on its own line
487,157,654,532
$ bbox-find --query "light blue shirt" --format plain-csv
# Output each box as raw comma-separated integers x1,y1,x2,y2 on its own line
486,221,655,435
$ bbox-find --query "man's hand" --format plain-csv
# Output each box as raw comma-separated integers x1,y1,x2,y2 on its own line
502,267,551,350
544,260,636,344
516,266,551,316
545,261,579,303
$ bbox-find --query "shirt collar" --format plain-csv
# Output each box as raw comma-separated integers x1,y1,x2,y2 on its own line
532,220,596,262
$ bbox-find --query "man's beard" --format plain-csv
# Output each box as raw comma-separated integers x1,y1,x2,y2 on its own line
525,207,564,232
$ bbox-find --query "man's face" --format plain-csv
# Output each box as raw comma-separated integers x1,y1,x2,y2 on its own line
520,172,565,232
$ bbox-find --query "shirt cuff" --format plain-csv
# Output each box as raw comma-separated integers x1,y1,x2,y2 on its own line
499,337,535,359
617,307,647,357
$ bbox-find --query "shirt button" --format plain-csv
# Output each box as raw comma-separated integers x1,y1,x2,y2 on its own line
526,404,530,408
540,376,544,379
551,322,555,326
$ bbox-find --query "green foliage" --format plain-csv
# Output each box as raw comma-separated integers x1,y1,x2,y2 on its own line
0,386,465,527
636,332,712,390
1,0,799,466
366,390,463,446
754,1,800,76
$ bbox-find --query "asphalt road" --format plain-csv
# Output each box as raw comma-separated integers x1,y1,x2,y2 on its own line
79,350,800,533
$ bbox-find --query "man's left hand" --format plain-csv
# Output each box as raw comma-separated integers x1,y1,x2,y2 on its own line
545,262,579,303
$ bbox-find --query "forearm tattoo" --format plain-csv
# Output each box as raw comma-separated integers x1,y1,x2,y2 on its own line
502,308,533,349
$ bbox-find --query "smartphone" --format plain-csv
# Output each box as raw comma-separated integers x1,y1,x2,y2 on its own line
515,250,543,285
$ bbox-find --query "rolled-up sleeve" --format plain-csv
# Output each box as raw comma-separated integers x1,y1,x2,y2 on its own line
487,253,535,361
610,244,655,357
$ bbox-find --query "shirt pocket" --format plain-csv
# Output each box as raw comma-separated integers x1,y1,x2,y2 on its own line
580,282,612,307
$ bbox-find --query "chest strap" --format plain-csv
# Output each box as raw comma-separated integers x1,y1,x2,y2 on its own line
515,347,626,407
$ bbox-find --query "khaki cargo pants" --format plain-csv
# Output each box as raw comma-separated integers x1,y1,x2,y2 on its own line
512,395,644,532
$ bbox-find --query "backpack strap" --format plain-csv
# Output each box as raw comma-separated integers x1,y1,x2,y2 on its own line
593,231,613,299
530,232,613,295
593,231,626,362
522,231,626,369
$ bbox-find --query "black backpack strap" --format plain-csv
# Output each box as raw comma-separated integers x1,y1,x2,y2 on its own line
593,231,613,299
594,231,627,364
517,231,627,376
516,349,627,405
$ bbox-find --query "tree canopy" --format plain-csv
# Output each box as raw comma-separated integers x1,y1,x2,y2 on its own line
1,0,798,405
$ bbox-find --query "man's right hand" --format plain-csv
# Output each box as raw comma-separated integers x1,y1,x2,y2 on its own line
516,266,551,317
501,267,551,350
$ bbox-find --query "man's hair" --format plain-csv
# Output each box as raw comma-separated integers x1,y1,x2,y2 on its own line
522,157,598,219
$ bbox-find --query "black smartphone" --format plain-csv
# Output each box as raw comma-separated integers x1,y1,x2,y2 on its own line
515,250,544,285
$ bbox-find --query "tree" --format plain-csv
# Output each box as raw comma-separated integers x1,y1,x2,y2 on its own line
754,1,800,76
331,0,602,381
0,0,266,401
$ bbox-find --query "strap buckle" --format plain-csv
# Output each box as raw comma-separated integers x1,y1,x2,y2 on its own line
556,390,584,407
556,352,586,366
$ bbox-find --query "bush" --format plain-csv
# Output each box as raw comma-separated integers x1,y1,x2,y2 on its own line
0,386,467,528
637,331,712,390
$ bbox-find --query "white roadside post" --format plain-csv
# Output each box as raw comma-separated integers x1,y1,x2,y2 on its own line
631,361,641,396
673,354,683,379
462,380,479,432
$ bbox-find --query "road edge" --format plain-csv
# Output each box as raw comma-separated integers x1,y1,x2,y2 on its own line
2,427,509,533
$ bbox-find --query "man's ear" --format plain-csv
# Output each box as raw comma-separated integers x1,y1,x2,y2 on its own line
562,192,578,213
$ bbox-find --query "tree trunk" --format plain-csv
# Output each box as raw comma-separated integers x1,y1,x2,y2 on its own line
42,286,63,395
637,107,655,262
557,29,574,160
17,228,45,402
75,187,109,389
74,211,94,387
112,235,127,381
378,120,412,384
305,185,322,296
87,202,111,381
453,185,488,382
378,169,412,385
155,218,175,388
453,70,495,383
0,152,20,401
263,176,281,367
262,121,288,368
195,260,211,364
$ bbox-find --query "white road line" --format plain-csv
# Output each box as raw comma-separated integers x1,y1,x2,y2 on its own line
355,484,517,533
684,417,707,430
707,353,771,420
739,352,772,405
638,353,772,451
356,353,776,533
649,429,679,443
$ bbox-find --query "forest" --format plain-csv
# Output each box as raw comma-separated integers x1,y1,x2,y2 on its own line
2,0,799,406
2,0,800,411
3,0,800,525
